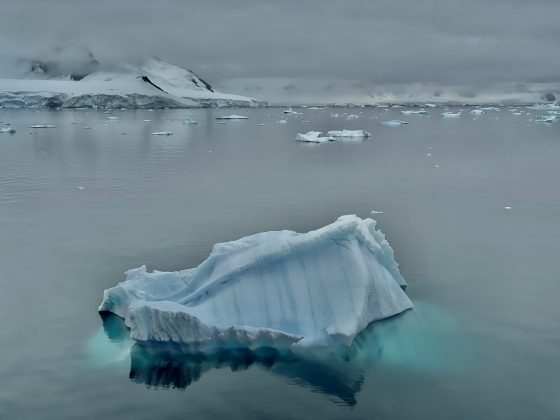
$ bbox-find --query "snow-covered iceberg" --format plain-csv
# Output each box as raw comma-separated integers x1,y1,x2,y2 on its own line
400,110,427,115
215,114,249,120
380,119,408,126
99,215,412,353
295,131,335,143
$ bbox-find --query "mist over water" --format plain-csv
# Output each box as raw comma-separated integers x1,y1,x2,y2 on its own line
1,107,559,419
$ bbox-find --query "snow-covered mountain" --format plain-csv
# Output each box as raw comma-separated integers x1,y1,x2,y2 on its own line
0,57,264,109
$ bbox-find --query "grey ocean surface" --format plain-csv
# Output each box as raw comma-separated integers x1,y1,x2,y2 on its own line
0,107,559,419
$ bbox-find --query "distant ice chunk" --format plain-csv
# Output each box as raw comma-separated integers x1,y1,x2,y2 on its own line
345,114,359,120
441,111,461,118
380,119,408,126
327,130,371,138
276,119,288,124
424,103,437,108
400,110,427,115
296,131,334,143
0,126,15,133
535,115,558,123
183,118,198,124
529,103,560,111
283,108,301,115
215,115,248,120
470,109,485,115
29,124,56,128
151,131,173,136
98,215,412,352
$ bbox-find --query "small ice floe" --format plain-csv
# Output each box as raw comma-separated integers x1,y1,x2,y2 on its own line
215,115,248,120
401,109,427,115
425,103,437,108
346,114,359,120
183,118,198,124
529,103,560,111
380,119,408,126
300,120,311,124
151,131,173,136
83,126,92,130
426,153,432,157
259,123,265,126
330,113,340,118
283,108,301,115
115,132,126,136
30,124,56,128
0,125,16,133
308,107,325,110
295,131,335,143
480,106,500,111
276,119,288,124
470,109,485,115
535,115,558,123
441,111,461,118
142,119,151,122
370,210,384,215
107,116,118,120
504,206,512,210
78,186,85,190
327,130,371,138
434,164,440,168
512,112,523,116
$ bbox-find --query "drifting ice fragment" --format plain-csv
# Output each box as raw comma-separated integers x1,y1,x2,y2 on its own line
296,131,334,143
215,115,249,120
98,215,412,351
151,131,173,136
470,109,485,115
0,126,15,133
327,130,371,138
400,110,427,115
276,120,288,124
183,118,198,124
29,124,56,128
535,115,558,123
380,119,408,126
346,114,359,120
441,112,461,118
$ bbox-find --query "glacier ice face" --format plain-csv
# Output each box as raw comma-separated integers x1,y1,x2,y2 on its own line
99,215,412,353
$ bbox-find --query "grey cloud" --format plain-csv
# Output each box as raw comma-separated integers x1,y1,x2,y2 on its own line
0,0,558,84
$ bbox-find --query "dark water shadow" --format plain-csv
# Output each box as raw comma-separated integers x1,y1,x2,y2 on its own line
100,312,366,406
99,303,462,407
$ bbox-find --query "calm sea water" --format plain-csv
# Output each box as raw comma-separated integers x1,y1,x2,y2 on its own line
0,107,559,419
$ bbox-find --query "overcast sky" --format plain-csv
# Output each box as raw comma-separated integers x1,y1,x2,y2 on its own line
1,0,559,84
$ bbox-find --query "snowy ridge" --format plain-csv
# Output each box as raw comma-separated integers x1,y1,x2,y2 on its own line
99,215,412,352
0,58,264,109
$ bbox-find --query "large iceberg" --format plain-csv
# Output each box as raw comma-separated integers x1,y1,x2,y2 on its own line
99,215,412,353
